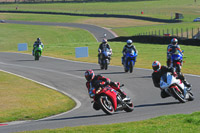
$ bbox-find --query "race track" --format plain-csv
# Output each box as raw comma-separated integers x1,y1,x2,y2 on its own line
4,20,117,42
0,52,199,133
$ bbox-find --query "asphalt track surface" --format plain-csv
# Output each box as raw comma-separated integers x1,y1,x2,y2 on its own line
0,52,200,133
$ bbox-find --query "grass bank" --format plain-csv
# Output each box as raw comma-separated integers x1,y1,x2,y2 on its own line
0,70,76,123
22,112,200,133
0,0,199,22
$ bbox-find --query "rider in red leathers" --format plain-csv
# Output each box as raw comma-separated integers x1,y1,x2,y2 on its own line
85,70,127,110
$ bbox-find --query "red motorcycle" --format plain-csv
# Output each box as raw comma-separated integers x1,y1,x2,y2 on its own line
90,82,134,115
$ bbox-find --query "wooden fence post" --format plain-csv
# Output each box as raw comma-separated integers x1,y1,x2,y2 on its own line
181,28,183,38
192,28,194,38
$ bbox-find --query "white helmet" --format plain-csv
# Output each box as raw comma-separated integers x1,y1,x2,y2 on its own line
127,39,132,47
102,38,107,43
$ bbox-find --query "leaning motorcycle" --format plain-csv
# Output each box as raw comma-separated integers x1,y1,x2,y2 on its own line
160,72,194,103
90,82,134,115
123,50,137,73
99,49,112,70
34,44,43,61
171,50,184,73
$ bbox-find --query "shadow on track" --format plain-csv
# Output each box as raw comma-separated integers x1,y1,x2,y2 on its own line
41,113,117,122
135,101,180,108
15,60,35,62
99,72,125,75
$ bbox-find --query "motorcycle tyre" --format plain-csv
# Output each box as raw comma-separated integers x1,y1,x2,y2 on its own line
171,88,187,103
124,102,134,112
98,95,115,115
130,61,133,73
35,52,40,61
104,61,108,70
188,91,194,101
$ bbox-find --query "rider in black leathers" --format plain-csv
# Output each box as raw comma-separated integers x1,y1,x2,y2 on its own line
152,61,191,98
98,38,112,64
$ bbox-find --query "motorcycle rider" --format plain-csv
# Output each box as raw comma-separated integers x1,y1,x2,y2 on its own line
152,61,191,98
122,39,138,65
32,38,44,56
98,38,112,64
85,70,127,110
167,38,182,67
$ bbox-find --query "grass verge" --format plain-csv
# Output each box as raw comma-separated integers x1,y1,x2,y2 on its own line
21,112,200,133
0,0,199,22
0,70,76,123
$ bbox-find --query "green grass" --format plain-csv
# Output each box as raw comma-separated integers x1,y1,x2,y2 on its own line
0,0,200,22
0,13,90,23
21,112,200,133
0,70,76,123
0,23,96,51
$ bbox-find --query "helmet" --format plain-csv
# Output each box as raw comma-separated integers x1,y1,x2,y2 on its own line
152,61,161,72
102,38,107,43
127,39,132,47
85,70,95,81
37,38,41,42
171,38,178,45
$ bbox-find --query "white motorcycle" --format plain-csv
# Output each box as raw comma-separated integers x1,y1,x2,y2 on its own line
99,48,112,70
160,72,194,103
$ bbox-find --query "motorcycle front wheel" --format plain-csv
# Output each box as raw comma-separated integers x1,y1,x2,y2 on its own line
35,52,40,61
124,101,134,112
170,87,187,103
98,95,114,115
129,61,133,73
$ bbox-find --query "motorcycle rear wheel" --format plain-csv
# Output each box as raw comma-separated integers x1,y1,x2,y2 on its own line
98,95,114,115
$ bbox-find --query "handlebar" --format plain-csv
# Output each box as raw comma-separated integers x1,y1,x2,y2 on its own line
120,84,124,87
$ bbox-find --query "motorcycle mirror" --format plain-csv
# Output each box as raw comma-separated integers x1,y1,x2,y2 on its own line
120,84,124,87
182,50,184,53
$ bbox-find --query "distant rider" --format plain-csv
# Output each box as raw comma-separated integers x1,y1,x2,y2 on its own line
85,70,127,110
152,61,191,98
32,38,44,56
122,39,138,65
167,38,182,67
98,38,112,64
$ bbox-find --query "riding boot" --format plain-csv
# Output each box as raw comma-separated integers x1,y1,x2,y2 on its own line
32,50,34,56
121,57,124,65
167,59,171,67
183,80,192,89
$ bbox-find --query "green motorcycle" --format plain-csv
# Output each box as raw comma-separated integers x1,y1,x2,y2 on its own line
33,44,43,61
